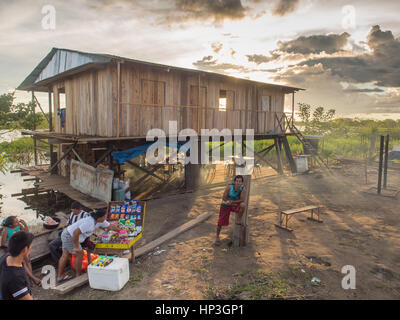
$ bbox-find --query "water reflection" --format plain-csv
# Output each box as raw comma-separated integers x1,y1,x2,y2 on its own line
0,168,43,230
1,130,49,232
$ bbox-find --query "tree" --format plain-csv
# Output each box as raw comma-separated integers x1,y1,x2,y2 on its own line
0,92,48,130
297,103,336,135
297,103,311,125
0,92,13,113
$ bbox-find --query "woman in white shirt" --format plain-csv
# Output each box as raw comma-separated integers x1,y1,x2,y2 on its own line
57,208,120,283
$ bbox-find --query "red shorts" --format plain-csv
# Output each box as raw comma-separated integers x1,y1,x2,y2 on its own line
218,204,240,227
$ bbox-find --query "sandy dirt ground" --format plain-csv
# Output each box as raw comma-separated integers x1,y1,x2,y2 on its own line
31,162,400,300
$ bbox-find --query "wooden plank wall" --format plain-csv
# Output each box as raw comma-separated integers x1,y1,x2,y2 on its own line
55,65,114,137
54,62,287,137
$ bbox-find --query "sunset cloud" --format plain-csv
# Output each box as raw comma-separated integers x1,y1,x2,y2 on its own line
298,26,400,88
272,0,300,16
1,0,400,117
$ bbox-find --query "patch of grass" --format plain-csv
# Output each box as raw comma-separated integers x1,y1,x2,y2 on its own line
128,272,143,287
238,269,251,277
202,284,219,299
213,270,294,300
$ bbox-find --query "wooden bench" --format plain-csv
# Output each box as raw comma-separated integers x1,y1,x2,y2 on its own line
276,205,323,232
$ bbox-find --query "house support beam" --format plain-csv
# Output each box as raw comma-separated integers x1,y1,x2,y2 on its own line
71,148,83,163
126,160,166,183
185,138,202,190
243,142,279,174
47,142,77,173
274,137,284,175
233,159,251,248
94,147,113,168
281,136,297,174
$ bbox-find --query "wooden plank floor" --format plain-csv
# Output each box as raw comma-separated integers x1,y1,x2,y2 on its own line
18,166,107,209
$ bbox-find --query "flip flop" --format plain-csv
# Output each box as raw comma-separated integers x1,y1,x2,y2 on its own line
57,276,73,284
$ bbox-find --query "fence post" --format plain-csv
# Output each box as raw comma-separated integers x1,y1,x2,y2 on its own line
377,135,384,194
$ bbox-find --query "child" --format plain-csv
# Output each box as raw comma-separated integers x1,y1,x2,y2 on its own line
1,216,41,287
0,231,35,300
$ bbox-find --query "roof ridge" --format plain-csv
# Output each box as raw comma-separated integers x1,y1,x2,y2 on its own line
17,48,305,92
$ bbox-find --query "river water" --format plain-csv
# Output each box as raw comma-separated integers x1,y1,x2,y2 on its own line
0,130,47,233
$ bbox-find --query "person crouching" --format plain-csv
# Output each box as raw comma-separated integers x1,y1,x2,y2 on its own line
56,208,120,283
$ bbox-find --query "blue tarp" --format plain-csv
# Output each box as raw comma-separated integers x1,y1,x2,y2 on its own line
112,141,187,164
389,151,400,160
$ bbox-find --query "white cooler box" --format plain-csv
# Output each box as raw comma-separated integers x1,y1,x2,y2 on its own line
88,257,130,291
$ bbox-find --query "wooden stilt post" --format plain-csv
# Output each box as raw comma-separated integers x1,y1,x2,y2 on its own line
233,173,251,247
116,61,121,138
108,142,114,170
47,142,77,173
292,92,295,124
32,91,38,165
233,139,251,247
48,90,55,174
185,137,202,190
281,135,297,174
274,137,284,175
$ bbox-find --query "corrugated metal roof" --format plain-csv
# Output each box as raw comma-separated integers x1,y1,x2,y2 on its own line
17,48,305,92
17,48,112,91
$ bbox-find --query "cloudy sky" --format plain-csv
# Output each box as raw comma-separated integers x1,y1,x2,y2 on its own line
1,0,400,119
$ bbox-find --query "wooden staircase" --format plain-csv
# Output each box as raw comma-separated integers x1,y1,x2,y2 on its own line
289,124,331,172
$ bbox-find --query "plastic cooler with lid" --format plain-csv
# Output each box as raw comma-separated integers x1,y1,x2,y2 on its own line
88,257,130,291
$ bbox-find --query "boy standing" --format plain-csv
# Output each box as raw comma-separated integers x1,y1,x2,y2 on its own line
0,231,34,300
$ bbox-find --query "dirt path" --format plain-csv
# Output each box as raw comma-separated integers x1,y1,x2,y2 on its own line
32,164,400,300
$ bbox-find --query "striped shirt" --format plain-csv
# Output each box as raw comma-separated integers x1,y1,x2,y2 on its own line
67,210,89,226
